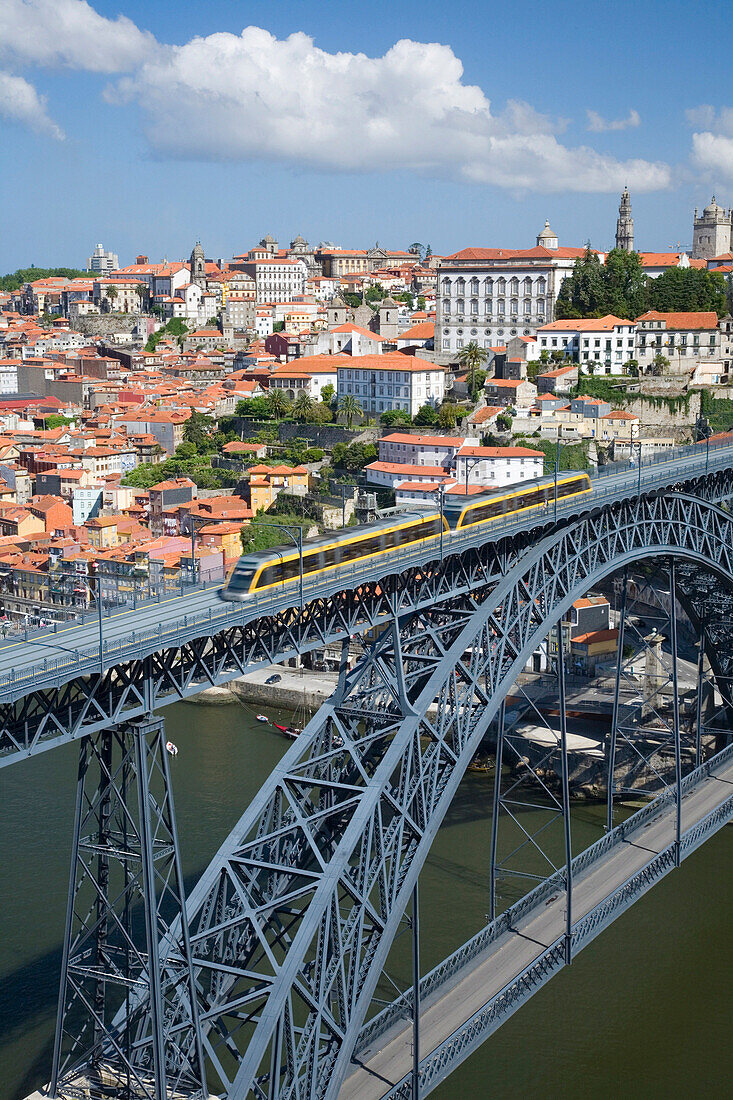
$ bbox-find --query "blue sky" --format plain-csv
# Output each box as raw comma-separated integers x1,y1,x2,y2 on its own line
0,0,731,271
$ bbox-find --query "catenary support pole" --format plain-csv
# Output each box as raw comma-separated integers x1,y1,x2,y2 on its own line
669,559,682,866
607,565,628,832
557,620,572,964
695,612,705,765
411,879,420,1100
488,698,506,923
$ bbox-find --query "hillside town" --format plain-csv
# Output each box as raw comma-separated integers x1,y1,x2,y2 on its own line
0,192,732,633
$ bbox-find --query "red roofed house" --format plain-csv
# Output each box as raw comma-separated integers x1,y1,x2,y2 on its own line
534,316,636,372
635,311,722,373
454,446,544,490
378,433,476,468
484,378,537,409
336,353,446,417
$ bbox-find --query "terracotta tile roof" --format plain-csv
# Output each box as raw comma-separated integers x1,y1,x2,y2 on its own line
635,311,718,330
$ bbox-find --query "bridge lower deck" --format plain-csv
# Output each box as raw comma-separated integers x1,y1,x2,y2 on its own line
342,753,733,1099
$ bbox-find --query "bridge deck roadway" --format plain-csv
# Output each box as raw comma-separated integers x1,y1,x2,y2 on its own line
341,753,733,1099
1,439,732,704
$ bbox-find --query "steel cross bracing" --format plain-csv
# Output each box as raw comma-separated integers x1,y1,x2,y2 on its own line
126,491,733,1100
50,716,206,1100
2,450,733,768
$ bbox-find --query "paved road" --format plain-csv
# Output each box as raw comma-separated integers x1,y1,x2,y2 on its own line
340,753,733,1099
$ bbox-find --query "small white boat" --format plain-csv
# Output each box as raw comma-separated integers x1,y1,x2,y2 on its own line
165,741,179,756
256,714,269,723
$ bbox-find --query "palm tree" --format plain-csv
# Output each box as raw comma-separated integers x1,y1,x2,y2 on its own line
267,388,291,420
105,285,118,312
457,341,488,398
134,283,147,312
293,390,316,422
338,394,363,429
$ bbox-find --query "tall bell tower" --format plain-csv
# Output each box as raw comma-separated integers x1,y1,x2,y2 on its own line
189,241,206,287
615,188,634,252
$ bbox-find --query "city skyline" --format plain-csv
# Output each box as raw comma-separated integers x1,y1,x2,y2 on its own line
0,0,731,270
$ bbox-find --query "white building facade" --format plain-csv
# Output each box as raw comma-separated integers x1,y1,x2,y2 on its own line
336,353,445,417
454,446,544,489
435,224,601,358
534,315,636,372
242,259,307,303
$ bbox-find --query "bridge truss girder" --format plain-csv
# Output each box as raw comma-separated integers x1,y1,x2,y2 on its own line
120,491,733,1100
0,540,510,766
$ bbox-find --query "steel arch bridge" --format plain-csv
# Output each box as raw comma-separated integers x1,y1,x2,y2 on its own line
110,488,733,1100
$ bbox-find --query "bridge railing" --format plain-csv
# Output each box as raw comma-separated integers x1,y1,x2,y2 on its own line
354,738,733,1056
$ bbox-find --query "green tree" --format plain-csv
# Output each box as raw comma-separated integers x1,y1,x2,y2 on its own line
437,403,458,429
417,295,426,311
235,396,271,419
106,285,118,310
0,266,88,292
496,413,513,432
272,321,285,332
651,353,670,376
338,394,363,429
457,341,489,397
332,442,377,471
320,382,335,407
554,246,607,318
626,359,640,377
292,390,316,422
380,408,412,427
645,267,728,316
603,249,646,319
267,389,291,420
183,411,216,453
414,404,438,426
365,284,385,304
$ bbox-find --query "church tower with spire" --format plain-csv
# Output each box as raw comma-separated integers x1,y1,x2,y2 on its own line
615,188,634,252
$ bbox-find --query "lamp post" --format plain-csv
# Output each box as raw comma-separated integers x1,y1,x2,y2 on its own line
636,437,642,496
245,521,304,609
554,435,560,519
77,570,104,673
463,454,483,497
433,484,445,561
187,514,209,590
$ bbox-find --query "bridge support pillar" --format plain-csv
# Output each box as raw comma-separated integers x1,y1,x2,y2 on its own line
49,716,206,1100
557,621,573,965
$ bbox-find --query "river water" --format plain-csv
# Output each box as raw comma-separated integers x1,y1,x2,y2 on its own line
1,699,730,1099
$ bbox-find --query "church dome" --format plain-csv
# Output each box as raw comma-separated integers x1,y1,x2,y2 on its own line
291,234,306,247
380,296,398,308
704,196,723,216
537,220,557,243
330,293,347,309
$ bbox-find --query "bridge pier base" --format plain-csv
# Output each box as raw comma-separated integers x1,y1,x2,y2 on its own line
48,715,206,1100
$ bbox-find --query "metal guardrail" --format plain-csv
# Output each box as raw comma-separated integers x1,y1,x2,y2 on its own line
2,440,733,697
355,738,733,1056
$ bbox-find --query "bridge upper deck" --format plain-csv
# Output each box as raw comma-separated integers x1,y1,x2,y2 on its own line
1,437,732,715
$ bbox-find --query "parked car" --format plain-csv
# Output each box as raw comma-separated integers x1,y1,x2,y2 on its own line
266,673,282,685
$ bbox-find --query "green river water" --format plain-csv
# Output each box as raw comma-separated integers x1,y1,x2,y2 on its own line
0,700,730,1099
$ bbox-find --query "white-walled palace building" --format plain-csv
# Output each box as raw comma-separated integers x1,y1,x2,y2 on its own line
436,222,603,358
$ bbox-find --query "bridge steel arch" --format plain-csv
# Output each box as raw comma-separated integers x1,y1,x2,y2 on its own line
137,490,733,1100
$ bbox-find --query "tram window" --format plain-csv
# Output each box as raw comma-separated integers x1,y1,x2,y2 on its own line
322,545,341,567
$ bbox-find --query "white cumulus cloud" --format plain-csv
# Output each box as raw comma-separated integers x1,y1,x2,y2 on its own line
586,108,641,133
0,70,63,138
0,0,157,72
687,105,733,182
0,3,671,190
111,28,669,193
